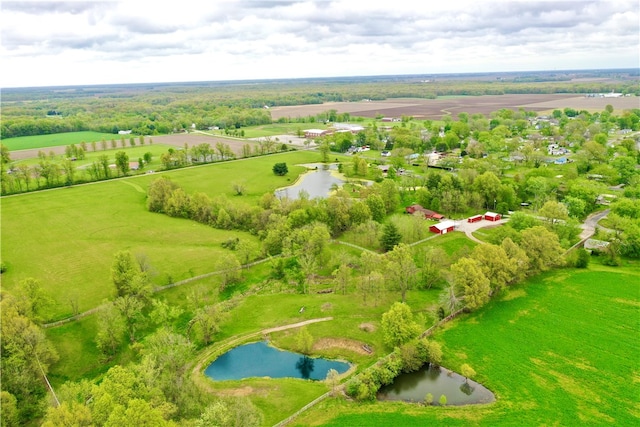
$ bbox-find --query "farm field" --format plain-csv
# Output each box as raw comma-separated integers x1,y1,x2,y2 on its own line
268,94,638,120
0,150,323,320
6,132,260,161
9,144,173,169
1,131,117,151
293,265,640,426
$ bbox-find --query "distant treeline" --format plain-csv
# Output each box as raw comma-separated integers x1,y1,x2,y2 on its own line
2,70,638,139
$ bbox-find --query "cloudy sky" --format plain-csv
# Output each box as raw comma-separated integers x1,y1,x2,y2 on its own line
1,0,638,88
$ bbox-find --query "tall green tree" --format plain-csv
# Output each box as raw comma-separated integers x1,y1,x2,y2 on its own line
1,296,58,423
381,302,421,348
111,251,151,299
520,226,565,274
366,194,386,222
95,303,125,357
538,200,569,227
380,222,402,252
473,171,501,209
384,243,418,303
115,151,130,176
470,244,518,293
450,258,491,311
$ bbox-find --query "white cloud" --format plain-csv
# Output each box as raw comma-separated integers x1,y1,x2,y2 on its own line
1,0,638,87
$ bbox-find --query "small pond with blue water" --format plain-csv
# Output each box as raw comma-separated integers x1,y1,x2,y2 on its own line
204,341,351,381
378,364,495,405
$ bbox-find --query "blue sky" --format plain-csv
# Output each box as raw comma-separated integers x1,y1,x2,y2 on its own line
1,0,638,87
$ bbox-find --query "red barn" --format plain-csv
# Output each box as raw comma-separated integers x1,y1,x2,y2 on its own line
484,212,501,221
468,214,483,223
406,204,444,220
429,220,456,234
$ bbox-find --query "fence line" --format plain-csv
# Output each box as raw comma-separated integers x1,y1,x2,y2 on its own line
43,255,279,328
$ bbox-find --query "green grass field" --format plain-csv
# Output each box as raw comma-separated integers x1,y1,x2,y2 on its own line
240,123,306,138
293,264,640,426
2,131,120,151
1,150,322,320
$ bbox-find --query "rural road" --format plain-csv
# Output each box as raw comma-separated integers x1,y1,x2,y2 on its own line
579,209,610,240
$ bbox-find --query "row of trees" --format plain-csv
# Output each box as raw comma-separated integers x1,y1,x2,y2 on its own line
0,136,297,195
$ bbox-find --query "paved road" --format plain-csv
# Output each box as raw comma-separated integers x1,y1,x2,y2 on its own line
579,209,610,240
454,217,510,244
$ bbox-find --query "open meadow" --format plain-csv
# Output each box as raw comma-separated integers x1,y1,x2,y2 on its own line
293,264,640,426
1,150,322,320
2,131,118,151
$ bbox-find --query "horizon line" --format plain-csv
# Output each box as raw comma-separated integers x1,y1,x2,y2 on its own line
3,67,638,91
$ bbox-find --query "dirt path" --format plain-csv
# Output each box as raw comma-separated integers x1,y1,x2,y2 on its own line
261,317,334,334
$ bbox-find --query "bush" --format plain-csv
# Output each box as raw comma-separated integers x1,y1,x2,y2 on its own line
573,248,591,268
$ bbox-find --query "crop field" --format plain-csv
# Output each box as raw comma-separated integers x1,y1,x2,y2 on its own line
0,150,322,320
293,265,640,426
268,94,638,120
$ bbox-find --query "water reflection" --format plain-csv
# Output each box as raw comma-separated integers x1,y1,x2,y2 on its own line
295,356,315,379
378,364,495,405
459,382,474,396
204,341,349,381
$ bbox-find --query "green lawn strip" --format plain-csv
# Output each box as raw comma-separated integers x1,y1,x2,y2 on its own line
470,225,504,243
413,231,479,256
294,267,639,426
2,131,119,151
239,123,305,138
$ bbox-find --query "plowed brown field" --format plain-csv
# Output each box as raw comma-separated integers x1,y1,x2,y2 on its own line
268,94,638,120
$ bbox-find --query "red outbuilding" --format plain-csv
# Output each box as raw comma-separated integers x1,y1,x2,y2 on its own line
484,212,501,221
429,220,456,234
468,214,483,223
406,204,444,220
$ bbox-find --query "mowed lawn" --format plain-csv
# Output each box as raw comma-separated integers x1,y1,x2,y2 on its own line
294,265,640,426
2,131,119,151
1,150,322,320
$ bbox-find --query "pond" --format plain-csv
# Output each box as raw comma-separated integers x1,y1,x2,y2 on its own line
275,163,345,200
204,341,351,381
378,364,495,405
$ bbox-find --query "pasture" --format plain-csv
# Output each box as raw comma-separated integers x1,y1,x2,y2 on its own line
1,131,117,151
1,150,322,320
293,265,640,426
